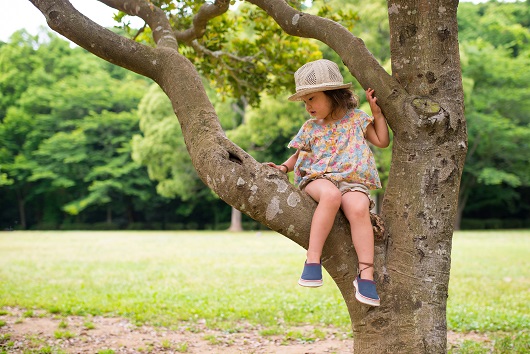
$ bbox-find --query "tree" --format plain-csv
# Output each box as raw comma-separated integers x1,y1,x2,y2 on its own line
0,30,155,229
0,31,89,229
29,0,467,352
455,1,530,228
131,83,224,224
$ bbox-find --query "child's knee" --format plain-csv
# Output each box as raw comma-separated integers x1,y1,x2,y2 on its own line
320,188,342,208
343,193,371,219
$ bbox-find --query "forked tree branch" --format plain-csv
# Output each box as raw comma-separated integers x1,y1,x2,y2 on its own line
98,0,178,48
175,0,231,43
99,0,230,46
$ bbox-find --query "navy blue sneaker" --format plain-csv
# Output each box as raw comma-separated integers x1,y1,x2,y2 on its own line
298,262,323,287
353,276,380,306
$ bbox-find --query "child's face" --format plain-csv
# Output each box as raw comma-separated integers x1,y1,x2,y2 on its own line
301,91,333,120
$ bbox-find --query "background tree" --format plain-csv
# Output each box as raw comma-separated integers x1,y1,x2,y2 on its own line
0,30,159,229
0,31,93,229
26,0,468,352
0,30,241,230
456,1,530,229
131,83,222,223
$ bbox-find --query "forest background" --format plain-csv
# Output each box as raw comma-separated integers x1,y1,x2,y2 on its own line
0,0,529,231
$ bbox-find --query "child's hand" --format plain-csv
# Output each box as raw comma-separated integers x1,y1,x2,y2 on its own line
265,162,283,171
366,88,382,116
364,88,390,148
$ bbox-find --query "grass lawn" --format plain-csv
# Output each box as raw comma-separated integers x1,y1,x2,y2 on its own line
448,231,529,332
0,230,529,352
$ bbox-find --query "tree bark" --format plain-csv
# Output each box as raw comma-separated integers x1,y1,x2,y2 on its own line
16,189,27,230
29,0,467,352
370,1,466,352
106,205,112,224
227,207,244,232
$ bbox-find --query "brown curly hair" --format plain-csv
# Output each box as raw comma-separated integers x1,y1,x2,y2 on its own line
324,89,359,117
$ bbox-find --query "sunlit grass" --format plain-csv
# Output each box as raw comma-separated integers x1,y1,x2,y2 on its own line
0,230,528,338
0,231,348,330
448,230,530,332
447,231,530,332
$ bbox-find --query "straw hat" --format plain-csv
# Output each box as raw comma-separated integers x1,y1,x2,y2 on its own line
288,59,352,101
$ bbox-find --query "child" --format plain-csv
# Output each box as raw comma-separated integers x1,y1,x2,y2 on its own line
267,59,389,306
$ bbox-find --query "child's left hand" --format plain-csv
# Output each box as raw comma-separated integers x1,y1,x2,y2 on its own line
366,88,382,116
364,88,390,148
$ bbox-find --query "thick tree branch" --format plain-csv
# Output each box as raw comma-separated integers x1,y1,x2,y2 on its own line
98,0,178,49
29,0,160,78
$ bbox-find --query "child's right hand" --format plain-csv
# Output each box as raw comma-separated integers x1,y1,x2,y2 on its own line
265,162,281,170
265,162,289,173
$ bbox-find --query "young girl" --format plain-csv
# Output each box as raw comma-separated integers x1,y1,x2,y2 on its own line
267,59,389,306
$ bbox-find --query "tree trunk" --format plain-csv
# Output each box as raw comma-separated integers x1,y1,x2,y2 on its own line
29,1,467,352
16,188,27,230
227,207,243,232
126,200,135,224
455,174,474,230
360,1,466,352
106,205,112,224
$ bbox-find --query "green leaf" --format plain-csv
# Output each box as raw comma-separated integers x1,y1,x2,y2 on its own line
477,168,521,187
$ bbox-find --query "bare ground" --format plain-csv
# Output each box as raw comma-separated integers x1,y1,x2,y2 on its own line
0,307,491,353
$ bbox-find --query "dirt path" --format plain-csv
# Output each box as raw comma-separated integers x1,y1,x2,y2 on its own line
0,307,488,353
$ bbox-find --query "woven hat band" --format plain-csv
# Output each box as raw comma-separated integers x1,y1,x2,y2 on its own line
288,59,351,101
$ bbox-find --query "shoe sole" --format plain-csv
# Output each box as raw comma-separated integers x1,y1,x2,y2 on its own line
353,278,380,307
298,278,323,287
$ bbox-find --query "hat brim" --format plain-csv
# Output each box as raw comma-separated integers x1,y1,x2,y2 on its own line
288,83,352,101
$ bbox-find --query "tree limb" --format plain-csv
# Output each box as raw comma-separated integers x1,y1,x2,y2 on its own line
29,0,160,78
98,0,178,49
174,0,231,44
191,40,255,63
98,0,230,47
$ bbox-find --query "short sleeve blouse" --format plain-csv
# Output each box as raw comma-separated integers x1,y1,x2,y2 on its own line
288,108,382,190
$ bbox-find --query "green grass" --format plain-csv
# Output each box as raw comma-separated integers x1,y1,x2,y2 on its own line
83,321,95,330
448,331,530,353
0,230,528,344
53,330,76,339
448,231,530,332
0,231,345,329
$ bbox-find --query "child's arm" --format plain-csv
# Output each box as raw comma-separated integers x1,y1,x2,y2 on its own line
266,150,300,173
364,88,390,148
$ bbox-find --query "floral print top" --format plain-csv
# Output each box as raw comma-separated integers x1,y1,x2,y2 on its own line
288,108,381,190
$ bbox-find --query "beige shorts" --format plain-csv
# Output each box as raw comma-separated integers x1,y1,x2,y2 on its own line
301,176,375,210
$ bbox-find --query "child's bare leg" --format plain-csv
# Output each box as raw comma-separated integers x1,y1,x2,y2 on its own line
341,191,375,280
304,179,342,263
